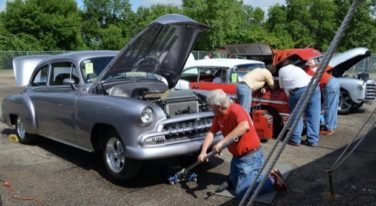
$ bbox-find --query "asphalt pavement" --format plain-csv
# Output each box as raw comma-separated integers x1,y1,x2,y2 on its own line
0,70,375,206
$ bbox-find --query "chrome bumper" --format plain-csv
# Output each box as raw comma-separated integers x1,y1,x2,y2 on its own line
125,134,222,160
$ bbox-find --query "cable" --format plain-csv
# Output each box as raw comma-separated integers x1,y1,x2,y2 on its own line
325,106,376,198
239,1,363,205
327,106,376,173
0,178,48,206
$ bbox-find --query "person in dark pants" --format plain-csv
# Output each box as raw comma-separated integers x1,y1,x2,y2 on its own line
198,89,287,199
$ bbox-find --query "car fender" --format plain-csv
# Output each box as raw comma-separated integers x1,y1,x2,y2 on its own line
337,77,364,103
74,95,166,149
2,93,38,134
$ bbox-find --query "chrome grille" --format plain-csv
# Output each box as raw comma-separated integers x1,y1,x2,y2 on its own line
162,117,212,142
365,81,376,100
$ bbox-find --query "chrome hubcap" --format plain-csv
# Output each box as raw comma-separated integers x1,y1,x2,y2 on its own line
105,137,125,173
16,117,26,140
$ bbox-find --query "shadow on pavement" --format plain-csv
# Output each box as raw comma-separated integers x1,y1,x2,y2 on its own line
1,127,225,190
208,126,376,206
271,126,376,206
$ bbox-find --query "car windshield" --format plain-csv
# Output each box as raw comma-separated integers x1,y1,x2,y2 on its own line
80,56,115,83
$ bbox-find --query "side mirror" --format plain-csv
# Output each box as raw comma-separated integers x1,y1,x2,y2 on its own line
63,78,76,90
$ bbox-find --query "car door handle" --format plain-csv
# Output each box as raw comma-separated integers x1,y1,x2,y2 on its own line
191,86,198,89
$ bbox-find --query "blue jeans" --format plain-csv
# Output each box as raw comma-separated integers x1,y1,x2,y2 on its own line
237,83,252,114
323,78,340,131
229,148,274,199
288,86,321,145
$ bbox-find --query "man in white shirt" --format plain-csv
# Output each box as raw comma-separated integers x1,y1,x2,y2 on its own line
278,60,321,147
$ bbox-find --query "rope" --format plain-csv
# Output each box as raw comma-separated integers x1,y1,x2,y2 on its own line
325,106,376,198
239,0,363,205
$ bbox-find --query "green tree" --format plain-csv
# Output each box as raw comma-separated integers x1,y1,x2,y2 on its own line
183,0,245,50
2,0,83,50
132,4,182,33
334,0,376,51
81,0,133,49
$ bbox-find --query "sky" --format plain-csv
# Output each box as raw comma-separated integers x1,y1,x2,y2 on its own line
0,0,286,12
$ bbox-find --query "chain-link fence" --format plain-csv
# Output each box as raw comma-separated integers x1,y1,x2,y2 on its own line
1,50,375,74
0,51,68,70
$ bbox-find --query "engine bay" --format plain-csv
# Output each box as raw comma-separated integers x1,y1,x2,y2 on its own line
100,81,210,117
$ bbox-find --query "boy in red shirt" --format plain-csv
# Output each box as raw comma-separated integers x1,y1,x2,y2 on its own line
198,89,287,199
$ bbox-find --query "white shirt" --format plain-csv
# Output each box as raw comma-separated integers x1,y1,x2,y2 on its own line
278,64,312,96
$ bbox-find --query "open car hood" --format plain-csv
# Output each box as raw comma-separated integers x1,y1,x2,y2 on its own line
224,43,273,65
96,14,208,88
328,47,370,77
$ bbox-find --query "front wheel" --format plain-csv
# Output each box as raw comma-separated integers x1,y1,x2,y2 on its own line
102,130,141,182
16,116,34,144
351,102,364,110
338,89,354,114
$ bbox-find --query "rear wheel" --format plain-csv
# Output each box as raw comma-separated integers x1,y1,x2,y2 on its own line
338,89,353,114
102,130,141,182
15,116,34,144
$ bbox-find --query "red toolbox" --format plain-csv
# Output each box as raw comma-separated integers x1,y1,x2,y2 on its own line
252,109,273,140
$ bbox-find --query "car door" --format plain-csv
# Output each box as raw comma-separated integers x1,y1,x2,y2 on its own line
34,61,80,144
28,64,51,134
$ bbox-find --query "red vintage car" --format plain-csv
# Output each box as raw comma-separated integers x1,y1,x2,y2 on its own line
176,57,287,138
177,44,375,138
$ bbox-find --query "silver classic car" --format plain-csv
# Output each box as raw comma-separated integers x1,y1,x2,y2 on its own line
1,14,220,181
327,47,376,113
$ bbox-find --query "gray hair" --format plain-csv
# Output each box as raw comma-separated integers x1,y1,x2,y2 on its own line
207,89,230,108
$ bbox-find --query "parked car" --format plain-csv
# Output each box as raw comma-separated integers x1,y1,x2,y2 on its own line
326,47,376,113
226,44,376,114
1,14,220,182
272,47,376,114
178,45,376,137
175,58,286,137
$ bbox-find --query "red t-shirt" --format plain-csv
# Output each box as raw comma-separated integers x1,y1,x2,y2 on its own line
210,103,260,157
305,66,332,90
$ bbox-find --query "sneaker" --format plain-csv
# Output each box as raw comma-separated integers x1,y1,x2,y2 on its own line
301,139,318,147
287,140,300,146
320,130,335,136
270,169,287,191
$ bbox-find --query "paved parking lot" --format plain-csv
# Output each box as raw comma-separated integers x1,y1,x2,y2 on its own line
1,70,375,206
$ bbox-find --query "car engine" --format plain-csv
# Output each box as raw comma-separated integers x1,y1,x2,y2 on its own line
103,81,210,117
142,89,210,117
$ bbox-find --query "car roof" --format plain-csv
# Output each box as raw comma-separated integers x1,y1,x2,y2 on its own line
39,50,119,64
184,58,264,69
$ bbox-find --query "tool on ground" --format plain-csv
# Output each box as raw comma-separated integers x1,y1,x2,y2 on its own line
167,137,239,185
205,180,230,199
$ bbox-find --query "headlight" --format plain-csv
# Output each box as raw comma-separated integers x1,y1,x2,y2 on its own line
140,107,154,125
